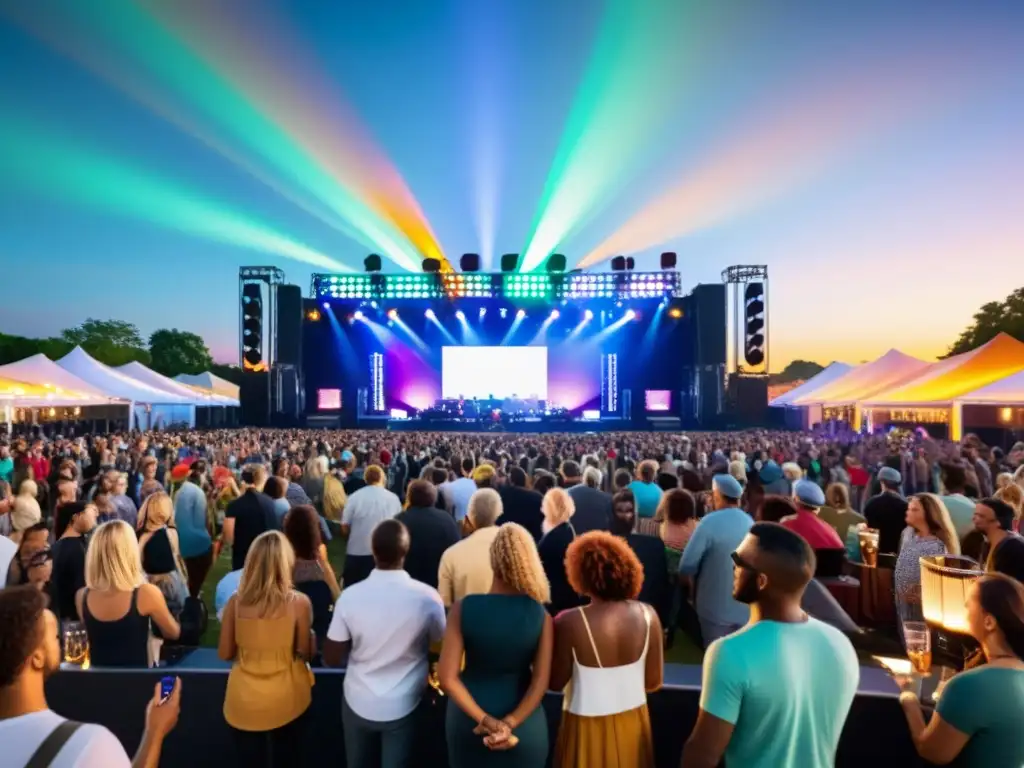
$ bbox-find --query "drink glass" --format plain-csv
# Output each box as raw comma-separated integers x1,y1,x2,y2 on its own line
62,622,90,668
859,529,879,567
904,621,932,675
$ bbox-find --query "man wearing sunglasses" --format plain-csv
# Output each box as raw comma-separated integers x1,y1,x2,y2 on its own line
681,523,858,768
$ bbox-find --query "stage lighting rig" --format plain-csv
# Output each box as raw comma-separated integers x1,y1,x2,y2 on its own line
364,254,382,272
387,309,398,320
460,253,480,272
546,253,567,272
500,253,519,272
660,251,677,270
422,258,441,273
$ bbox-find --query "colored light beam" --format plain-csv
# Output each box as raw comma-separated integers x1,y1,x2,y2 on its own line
141,0,450,271
0,117,347,271
581,50,1003,267
521,0,693,272
2,1,423,271
500,314,526,346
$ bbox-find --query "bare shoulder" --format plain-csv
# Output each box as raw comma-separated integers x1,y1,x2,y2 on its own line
137,582,164,609
290,589,312,610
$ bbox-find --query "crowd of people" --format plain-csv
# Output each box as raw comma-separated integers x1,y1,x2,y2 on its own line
0,426,1023,767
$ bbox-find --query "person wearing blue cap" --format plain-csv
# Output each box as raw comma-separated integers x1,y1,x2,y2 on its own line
782,481,845,560
864,467,909,554
679,473,753,646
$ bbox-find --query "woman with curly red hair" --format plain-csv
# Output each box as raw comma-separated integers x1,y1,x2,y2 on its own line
550,531,664,767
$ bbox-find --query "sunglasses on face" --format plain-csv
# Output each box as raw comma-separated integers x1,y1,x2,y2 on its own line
731,552,758,571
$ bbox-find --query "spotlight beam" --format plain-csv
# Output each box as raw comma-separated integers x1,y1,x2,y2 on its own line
500,314,526,346
427,315,460,346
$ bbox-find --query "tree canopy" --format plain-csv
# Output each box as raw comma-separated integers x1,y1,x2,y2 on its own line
769,359,825,385
945,287,1024,357
149,328,214,377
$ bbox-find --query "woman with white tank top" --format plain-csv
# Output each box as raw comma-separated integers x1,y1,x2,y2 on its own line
550,531,664,767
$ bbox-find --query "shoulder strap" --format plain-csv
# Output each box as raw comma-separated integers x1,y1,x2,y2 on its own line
577,607,602,668
640,603,652,654
25,720,83,768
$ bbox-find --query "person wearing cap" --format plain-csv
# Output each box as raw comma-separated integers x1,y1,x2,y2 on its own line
782,480,845,552
679,474,753,646
864,467,909,555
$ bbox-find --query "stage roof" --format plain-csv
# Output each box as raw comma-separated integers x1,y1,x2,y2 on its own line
769,362,854,407
863,333,1024,407
792,349,931,406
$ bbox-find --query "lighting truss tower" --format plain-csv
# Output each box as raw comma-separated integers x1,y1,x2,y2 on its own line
722,265,769,377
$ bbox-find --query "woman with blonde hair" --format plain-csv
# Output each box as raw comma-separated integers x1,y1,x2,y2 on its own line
322,471,347,522
440,523,552,767
537,488,584,616
994,483,1024,533
138,493,189,616
219,531,314,766
818,482,866,543
301,457,324,512
75,520,180,667
895,494,960,645
10,479,42,544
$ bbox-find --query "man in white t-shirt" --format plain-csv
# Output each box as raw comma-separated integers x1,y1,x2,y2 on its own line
341,465,402,587
0,586,181,767
438,456,477,521
324,519,446,768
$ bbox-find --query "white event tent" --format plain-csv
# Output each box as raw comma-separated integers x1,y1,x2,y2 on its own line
57,347,196,429
956,369,1024,406
174,372,240,403
0,353,122,407
116,362,238,406
769,362,855,407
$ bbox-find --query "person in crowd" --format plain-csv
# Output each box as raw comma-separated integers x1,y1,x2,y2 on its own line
395,479,460,589
283,504,340,646
76,520,180,667
782,480,845,575
138,493,189,617
758,459,790,496
215,567,243,621
682,523,859,768
538,487,586,616
440,457,478,522
50,501,98,623
609,491,672,628
974,497,1024,582
0,445,12,484
0,479,13,538
498,466,544,541
899,573,1024,766
864,467,909,554
219,530,314,767
11,479,42,544
223,464,279,572
264,477,292,526
679,474,754,646
566,465,612,536
341,465,402,588
324,519,446,768
439,523,552,767
136,456,160,506
613,468,633,494
300,457,325,512
438,488,504,607
109,471,138,528
994,482,1023,532
273,458,312,508
174,460,213,598
0,586,182,767
6,522,50,588
628,460,663,521
551,531,663,767
894,494,960,640
939,464,977,538
658,488,698,570
322,469,348,523
817,482,866,543
472,463,498,491
559,460,583,490
532,471,557,497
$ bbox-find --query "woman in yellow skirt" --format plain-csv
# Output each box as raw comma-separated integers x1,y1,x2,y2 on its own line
551,531,664,767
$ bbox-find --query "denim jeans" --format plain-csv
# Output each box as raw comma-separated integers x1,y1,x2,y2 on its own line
342,696,419,768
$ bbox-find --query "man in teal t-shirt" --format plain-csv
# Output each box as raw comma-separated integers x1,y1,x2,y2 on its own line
628,460,663,519
681,523,859,768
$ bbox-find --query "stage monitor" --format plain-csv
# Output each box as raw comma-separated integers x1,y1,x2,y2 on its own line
442,346,548,401
317,388,342,410
645,389,672,412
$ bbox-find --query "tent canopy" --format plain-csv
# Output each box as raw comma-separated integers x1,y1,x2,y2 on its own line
863,334,1024,407
115,362,227,406
0,353,122,404
955,367,1024,405
57,347,193,405
174,371,240,403
793,349,930,407
769,362,854,407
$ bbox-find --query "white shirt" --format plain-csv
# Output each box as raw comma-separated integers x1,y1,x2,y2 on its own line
0,535,17,586
327,569,446,722
439,477,476,521
341,485,402,557
0,710,131,768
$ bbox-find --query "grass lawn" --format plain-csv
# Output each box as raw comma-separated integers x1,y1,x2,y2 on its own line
196,539,705,665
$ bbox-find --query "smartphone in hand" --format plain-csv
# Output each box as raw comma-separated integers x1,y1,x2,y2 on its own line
160,676,175,704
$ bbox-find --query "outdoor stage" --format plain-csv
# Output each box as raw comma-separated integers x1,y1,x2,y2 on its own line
299,270,729,430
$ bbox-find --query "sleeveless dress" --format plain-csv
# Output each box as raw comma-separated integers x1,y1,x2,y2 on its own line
223,598,314,732
554,604,655,767
446,593,549,767
82,588,150,668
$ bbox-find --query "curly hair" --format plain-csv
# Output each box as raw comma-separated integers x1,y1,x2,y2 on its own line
656,488,695,524
0,586,47,687
565,531,643,602
490,523,551,604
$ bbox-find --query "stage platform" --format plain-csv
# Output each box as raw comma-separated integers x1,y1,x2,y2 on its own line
386,417,620,433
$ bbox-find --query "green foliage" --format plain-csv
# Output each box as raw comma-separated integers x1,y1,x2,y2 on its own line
945,287,1024,357
149,328,214,377
59,318,151,366
769,360,825,385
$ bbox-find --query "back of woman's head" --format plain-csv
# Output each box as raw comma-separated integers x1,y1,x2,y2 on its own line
759,495,797,523
977,574,1024,660
489,523,550,604
825,482,850,510
283,505,321,560
86,520,143,591
638,460,657,483
139,492,174,533
658,488,696,524
541,487,575,526
238,531,295,616
914,493,961,555
613,469,632,491
994,483,1023,518
565,531,643,602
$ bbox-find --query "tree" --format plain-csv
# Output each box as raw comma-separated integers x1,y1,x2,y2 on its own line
945,286,1024,357
769,360,825,385
60,318,150,366
149,329,214,377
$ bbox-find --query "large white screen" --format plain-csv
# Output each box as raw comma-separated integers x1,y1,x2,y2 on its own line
442,346,548,400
